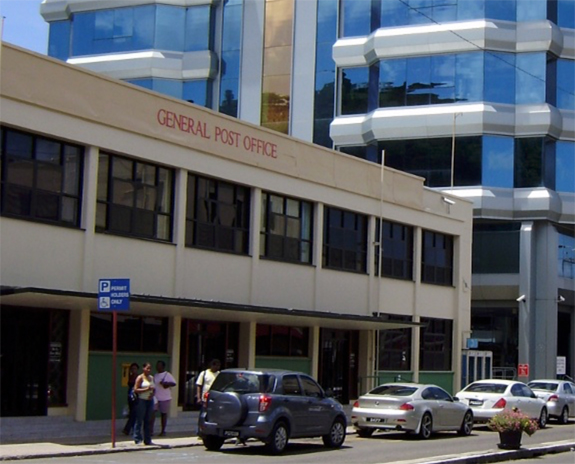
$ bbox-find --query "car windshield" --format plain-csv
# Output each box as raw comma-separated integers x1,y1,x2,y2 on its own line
210,372,273,394
464,383,507,393
528,382,558,392
369,385,417,396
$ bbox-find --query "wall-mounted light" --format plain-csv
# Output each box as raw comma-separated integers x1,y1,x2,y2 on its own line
558,295,566,302
443,197,455,206
516,295,526,302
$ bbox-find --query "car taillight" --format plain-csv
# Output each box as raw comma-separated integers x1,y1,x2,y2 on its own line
548,395,558,402
259,394,272,412
399,403,414,411
493,398,507,409
353,401,359,408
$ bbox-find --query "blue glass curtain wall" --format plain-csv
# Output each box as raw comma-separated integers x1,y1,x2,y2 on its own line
53,5,213,57
340,136,572,191
313,0,338,147
341,52,551,114
219,0,243,117
126,79,211,108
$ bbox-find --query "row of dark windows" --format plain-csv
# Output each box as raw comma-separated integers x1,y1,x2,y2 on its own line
0,126,453,285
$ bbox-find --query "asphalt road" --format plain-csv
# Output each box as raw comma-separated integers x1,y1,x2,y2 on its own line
7,423,575,464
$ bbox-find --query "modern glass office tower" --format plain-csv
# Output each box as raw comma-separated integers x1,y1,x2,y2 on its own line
41,0,574,380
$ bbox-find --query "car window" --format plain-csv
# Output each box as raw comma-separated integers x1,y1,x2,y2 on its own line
430,387,452,401
511,384,524,397
564,383,573,394
370,385,417,396
522,385,536,398
464,383,507,394
282,375,301,395
300,376,323,398
210,372,264,393
529,382,557,392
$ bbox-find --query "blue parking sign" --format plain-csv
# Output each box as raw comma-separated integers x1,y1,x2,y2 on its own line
98,279,130,311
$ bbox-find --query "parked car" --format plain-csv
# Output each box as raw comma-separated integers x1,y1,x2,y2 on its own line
350,383,474,439
455,379,547,427
198,368,347,454
528,379,575,424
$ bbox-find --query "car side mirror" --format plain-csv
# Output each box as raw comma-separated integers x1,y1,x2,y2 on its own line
325,388,334,398
453,396,460,402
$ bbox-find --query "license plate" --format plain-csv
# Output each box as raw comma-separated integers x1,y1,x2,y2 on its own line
367,417,384,423
469,399,483,406
224,430,239,437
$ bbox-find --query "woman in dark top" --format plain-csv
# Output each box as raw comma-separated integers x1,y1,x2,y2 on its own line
122,362,139,435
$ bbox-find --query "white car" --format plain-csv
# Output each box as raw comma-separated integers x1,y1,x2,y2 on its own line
528,379,575,424
351,383,474,439
455,379,547,427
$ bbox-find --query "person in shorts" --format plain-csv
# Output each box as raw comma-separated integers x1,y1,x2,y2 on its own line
151,360,176,436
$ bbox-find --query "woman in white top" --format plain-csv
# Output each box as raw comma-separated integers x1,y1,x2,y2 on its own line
133,362,155,445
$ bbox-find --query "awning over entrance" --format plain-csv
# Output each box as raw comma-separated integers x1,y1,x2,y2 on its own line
0,286,423,330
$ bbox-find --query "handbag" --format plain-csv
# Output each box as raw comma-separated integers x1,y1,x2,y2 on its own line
129,388,138,403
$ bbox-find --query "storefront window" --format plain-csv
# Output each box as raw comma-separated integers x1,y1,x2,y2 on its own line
256,324,309,357
420,317,453,371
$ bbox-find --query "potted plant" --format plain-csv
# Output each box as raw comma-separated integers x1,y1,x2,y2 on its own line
487,407,539,450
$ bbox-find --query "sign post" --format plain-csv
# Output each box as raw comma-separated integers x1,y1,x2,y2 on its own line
99,279,130,448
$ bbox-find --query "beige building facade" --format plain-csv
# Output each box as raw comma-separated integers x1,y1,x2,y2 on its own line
0,44,473,420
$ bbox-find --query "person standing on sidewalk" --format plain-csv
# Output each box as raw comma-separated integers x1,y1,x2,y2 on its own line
151,360,176,436
133,362,155,445
195,359,221,433
122,362,139,436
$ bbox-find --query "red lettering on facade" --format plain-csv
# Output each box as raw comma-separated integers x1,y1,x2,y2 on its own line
157,109,211,139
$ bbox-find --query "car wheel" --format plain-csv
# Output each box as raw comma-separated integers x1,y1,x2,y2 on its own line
458,410,474,436
357,427,374,438
265,421,289,455
418,413,433,439
202,435,225,451
558,406,569,425
323,417,346,448
538,407,548,429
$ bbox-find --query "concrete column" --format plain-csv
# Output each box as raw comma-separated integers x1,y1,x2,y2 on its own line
310,326,320,378
238,321,256,369
81,145,99,291
313,203,324,308
249,188,262,304
68,309,90,421
533,222,560,379
168,316,181,417
411,227,422,383
358,329,375,394
173,169,188,296
518,222,535,380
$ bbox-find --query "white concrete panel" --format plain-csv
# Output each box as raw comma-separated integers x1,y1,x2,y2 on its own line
0,219,85,290
315,270,370,316
252,260,316,310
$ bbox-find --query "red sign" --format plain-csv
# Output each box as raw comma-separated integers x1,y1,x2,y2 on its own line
518,364,529,377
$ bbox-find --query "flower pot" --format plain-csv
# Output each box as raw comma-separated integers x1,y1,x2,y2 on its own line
497,430,522,450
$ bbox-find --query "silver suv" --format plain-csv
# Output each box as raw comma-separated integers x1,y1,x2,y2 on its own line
198,368,347,454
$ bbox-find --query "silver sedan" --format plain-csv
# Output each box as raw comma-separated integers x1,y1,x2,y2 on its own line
455,379,548,427
528,379,575,424
351,383,474,439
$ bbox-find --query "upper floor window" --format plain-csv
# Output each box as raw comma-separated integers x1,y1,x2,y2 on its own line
420,317,453,371
96,153,173,241
375,219,414,280
186,174,250,254
1,127,83,227
558,228,575,279
260,192,313,264
323,207,368,273
421,230,453,286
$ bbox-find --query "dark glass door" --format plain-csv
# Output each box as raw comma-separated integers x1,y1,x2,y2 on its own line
1,307,50,416
319,329,358,404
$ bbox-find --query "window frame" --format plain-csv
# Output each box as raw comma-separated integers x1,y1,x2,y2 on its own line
375,219,414,280
185,173,250,254
421,230,454,286
323,206,368,273
1,126,84,227
419,317,453,371
96,152,174,241
260,192,313,264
